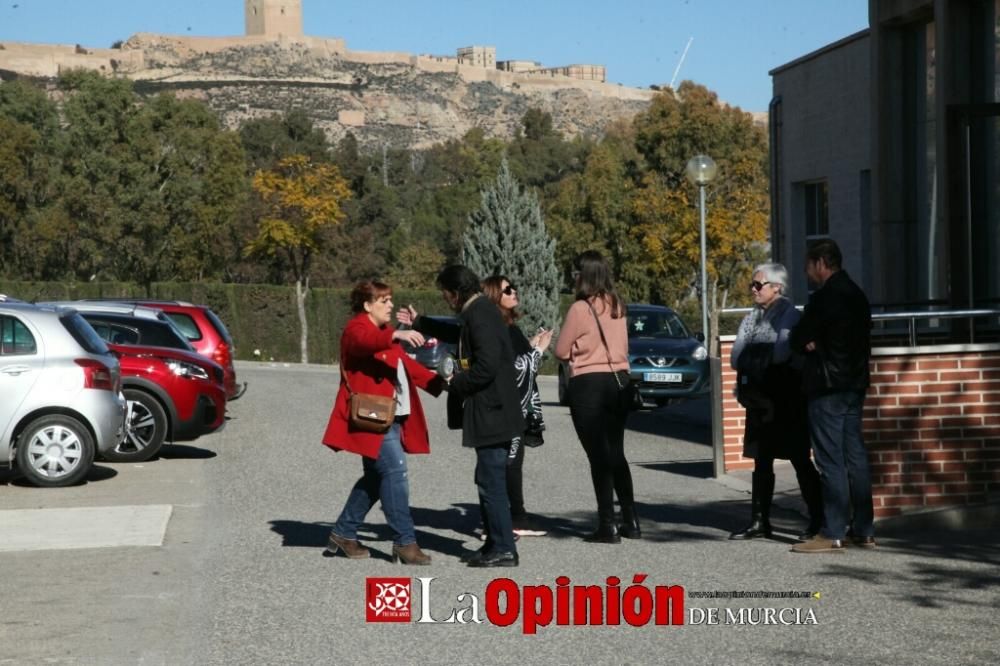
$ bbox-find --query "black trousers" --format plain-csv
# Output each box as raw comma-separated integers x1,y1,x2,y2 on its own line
506,436,526,516
567,372,634,525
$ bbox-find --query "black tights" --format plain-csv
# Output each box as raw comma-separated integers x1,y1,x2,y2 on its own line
567,372,634,525
755,454,816,478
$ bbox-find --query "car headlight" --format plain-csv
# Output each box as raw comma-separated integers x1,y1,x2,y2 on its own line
691,345,708,361
165,359,210,380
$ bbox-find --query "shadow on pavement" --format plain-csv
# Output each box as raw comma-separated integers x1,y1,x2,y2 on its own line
811,532,1000,609
157,444,218,460
0,463,118,487
637,459,713,479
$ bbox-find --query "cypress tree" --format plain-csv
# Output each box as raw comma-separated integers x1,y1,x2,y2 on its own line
462,158,560,334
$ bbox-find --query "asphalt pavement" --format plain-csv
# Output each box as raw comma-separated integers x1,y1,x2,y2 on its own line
1,362,997,665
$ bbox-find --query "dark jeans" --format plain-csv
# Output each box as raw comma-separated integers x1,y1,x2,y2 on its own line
808,390,874,539
506,436,525,517
567,372,634,525
331,421,416,546
476,443,517,554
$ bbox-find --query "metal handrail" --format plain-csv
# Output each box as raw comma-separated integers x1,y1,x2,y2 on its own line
719,307,1000,347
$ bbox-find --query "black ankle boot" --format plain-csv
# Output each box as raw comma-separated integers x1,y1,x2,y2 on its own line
730,471,774,540
584,523,621,544
620,505,642,539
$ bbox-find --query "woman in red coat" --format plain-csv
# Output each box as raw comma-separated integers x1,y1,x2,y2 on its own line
322,280,446,565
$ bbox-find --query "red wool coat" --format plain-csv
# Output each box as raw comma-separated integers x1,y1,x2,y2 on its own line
322,313,445,458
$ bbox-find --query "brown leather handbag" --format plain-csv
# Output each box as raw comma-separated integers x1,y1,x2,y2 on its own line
341,353,397,434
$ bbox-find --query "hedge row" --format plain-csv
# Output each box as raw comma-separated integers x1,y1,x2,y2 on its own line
1,280,741,366
1,280,455,364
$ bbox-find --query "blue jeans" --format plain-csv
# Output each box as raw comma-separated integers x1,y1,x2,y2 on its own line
332,422,416,546
476,443,517,554
808,391,874,540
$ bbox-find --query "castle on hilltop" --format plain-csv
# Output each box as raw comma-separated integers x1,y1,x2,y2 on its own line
0,0,622,91
0,0,653,151
241,0,607,82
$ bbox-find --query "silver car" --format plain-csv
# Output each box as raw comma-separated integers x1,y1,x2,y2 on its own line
0,303,126,487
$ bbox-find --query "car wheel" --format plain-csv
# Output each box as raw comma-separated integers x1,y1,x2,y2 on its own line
558,365,569,406
104,389,168,462
15,414,95,487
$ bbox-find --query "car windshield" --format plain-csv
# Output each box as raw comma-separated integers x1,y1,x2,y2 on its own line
627,310,690,339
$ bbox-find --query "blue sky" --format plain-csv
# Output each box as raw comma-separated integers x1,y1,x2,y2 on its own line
0,1,869,111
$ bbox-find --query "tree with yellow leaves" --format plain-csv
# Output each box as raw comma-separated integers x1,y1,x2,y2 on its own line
246,155,352,363
629,81,769,348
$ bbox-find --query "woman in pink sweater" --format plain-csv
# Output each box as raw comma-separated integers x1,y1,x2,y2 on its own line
554,251,638,544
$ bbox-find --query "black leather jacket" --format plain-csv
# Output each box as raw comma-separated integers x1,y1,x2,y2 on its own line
789,270,872,396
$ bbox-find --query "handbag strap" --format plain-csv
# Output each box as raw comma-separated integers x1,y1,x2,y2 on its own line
586,300,625,389
339,341,398,404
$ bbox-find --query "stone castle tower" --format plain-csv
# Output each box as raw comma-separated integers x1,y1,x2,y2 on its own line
245,0,303,38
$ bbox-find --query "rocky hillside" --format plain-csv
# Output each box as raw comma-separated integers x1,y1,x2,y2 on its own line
122,37,655,150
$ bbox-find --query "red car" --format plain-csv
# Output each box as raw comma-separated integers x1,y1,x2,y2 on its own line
39,303,230,462
108,343,227,462
132,301,246,401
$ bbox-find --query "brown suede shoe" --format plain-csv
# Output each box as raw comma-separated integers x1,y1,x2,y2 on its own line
849,535,877,549
327,533,370,559
392,543,432,565
791,535,846,554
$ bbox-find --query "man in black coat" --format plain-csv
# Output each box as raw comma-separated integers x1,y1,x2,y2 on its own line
789,239,874,554
412,265,525,567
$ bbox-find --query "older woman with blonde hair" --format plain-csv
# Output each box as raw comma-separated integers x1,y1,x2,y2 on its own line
729,263,823,541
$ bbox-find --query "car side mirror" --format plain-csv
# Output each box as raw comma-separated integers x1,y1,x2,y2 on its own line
695,332,705,342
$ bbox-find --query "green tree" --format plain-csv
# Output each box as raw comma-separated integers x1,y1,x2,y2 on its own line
239,109,330,172
45,72,247,288
246,155,352,362
462,158,560,333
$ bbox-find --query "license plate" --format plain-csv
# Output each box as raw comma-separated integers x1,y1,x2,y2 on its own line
645,372,683,383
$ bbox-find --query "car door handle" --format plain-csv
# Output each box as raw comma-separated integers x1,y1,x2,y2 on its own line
0,365,31,376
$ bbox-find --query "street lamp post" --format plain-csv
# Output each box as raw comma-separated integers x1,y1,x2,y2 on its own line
685,154,718,347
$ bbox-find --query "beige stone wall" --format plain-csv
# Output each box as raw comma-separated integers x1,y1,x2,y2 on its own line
497,60,541,73
0,41,144,78
411,55,458,73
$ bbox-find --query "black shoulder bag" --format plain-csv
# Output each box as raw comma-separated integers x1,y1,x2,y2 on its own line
586,302,643,411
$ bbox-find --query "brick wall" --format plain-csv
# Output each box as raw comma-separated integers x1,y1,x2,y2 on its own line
717,336,1000,518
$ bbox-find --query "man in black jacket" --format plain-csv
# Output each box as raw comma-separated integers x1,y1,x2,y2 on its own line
789,239,875,554
415,265,525,567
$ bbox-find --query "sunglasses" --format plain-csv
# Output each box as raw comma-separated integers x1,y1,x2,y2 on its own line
502,284,518,295
750,281,773,291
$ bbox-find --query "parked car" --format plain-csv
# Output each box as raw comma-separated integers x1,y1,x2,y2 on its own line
400,315,459,371
39,302,195,351
558,304,709,408
132,301,246,401
1,302,126,487
38,302,227,462
81,299,247,401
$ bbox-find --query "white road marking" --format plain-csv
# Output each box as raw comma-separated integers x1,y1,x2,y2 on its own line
0,504,172,552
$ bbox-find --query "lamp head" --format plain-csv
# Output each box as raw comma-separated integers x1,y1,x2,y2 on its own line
685,154,718,185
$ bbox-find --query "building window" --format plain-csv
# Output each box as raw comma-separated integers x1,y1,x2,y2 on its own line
804,181,829,238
